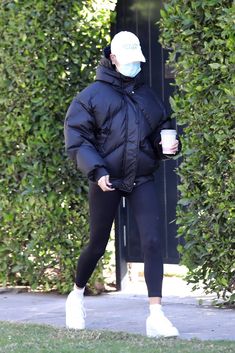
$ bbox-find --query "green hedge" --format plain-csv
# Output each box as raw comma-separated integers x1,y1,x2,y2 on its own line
159,0,235,304
0,0,116,293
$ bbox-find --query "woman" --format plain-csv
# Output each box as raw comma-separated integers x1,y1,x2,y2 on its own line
64,31,180,338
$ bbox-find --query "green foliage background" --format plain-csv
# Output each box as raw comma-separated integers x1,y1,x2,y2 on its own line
0,0,117,293
159,0,235,304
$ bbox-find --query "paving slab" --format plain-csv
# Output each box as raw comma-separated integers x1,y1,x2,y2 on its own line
0,277,234,341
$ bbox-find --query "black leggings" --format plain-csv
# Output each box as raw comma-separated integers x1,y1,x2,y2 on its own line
76,180,163,297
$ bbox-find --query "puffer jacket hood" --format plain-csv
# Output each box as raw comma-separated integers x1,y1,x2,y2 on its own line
64,57,175,192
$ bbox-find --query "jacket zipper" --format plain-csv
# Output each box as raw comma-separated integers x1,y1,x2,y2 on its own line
121,96,128,178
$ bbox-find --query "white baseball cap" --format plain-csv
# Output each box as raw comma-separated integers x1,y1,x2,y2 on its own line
111,31,146,64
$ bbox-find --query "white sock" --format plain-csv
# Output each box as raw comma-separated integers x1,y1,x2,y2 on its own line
149,303,162,315
73,284,85,295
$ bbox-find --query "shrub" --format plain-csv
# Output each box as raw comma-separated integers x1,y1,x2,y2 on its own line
0,0,116,293
159,0,235,304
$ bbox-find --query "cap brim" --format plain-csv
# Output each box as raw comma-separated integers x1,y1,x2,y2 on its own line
116,50,146,64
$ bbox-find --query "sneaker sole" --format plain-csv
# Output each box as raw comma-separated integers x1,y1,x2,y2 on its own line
147,328,179,338
146,323,179,338
66,323,85,330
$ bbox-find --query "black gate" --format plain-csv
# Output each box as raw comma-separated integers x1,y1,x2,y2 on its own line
113,0,183,289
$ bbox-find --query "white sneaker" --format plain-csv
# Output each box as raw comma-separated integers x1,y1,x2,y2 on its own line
65,284,86,329
146,304,179,338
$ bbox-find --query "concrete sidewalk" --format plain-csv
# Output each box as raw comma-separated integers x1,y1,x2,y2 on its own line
0,277,234,341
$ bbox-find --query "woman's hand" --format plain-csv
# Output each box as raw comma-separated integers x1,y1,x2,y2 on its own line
169,139,179,154
98,175,115,192
159,139,179,154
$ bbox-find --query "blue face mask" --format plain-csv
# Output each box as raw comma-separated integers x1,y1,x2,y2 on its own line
118,62,141,78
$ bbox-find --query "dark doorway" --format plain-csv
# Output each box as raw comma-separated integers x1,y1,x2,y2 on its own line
113,0,183,289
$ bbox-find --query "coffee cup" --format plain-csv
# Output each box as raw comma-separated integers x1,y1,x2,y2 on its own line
160,129,177,154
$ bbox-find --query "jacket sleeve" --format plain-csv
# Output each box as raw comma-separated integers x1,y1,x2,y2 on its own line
64,96,108,181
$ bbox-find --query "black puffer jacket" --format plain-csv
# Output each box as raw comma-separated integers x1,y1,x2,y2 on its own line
64,58,175,192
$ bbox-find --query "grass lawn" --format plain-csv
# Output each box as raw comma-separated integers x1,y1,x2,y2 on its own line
0,321,234,353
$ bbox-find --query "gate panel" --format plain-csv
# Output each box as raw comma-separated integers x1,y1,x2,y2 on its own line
113,0,183,288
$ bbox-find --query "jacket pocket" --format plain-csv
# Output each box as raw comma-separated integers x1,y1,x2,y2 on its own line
139,139,156,160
